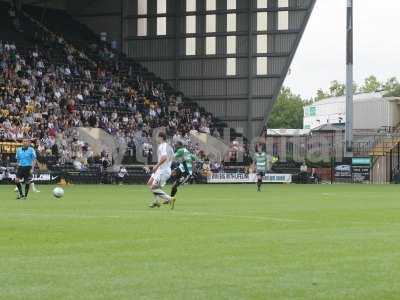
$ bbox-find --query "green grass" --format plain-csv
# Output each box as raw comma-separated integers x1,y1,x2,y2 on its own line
1,184,400,300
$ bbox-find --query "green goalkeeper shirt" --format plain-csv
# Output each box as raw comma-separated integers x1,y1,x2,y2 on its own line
254,152,267,172
174,147,196,174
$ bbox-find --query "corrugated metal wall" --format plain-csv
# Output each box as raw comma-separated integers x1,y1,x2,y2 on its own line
73,0,315,140
67,0,315,138
69,0,122,47
354,99,399,129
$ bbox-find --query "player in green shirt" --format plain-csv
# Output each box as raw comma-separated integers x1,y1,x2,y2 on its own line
170,141,196,197
253,144,268,192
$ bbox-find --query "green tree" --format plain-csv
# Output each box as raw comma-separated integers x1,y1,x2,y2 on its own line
267,87,304,129
315,81,358,102
329,80,346,97
360,75,381,93
315,89,330,101
383,77,400,96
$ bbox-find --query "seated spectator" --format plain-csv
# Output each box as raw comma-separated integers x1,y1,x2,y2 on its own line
202,159,212,177
0,17,220,169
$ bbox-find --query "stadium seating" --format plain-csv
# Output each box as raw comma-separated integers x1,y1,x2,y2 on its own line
0,1,233,176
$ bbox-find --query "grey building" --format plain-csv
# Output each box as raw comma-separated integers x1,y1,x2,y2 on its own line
303,92,400,130
67,0,316,140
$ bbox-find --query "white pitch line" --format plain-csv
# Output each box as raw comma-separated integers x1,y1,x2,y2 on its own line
171,211,308,223
100,209,309,223
2,210,400,227
0,210,306,223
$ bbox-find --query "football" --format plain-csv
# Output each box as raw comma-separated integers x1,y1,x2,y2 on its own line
53,187,64,198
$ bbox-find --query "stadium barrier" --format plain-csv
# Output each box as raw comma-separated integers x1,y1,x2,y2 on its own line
0,168,149,185
0,169,60,184
207,173,292,184
1,168,311,185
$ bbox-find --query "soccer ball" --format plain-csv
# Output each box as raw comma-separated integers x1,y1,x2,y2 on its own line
53,187,64,198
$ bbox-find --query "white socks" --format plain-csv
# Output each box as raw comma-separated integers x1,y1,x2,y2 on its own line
152,188,172,203
32,183,40,192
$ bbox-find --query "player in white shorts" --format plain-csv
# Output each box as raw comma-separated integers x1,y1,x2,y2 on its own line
148,132,176,209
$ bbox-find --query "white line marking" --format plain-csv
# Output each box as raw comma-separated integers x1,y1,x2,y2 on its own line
2,210,400,227
0,210,309,223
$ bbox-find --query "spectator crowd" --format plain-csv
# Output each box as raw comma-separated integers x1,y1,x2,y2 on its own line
0,15,217,169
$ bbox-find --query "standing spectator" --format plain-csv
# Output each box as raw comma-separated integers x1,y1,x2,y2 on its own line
116,165,128,185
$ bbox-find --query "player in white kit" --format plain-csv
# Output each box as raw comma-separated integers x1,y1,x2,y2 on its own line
148,132,176,209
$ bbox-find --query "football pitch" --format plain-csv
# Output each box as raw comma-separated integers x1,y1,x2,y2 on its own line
1,184,400,300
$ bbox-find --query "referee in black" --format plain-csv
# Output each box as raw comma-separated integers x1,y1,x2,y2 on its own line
15,139,37,199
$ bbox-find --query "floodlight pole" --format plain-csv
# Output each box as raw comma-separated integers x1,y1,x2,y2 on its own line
345,0,353,157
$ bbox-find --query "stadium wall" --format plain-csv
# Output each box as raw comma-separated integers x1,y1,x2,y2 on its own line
67,0,123,50
67,0,316,140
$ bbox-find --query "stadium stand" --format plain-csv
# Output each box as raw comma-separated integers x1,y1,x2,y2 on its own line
0,1,233,176
2,2,312,185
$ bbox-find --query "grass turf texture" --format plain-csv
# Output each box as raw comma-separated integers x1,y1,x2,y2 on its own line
0,184,399,300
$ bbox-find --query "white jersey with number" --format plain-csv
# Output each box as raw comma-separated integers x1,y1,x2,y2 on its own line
151,142,174,187
157,142,174,172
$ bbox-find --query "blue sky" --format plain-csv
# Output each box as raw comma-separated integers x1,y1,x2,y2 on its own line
284,0,400,99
